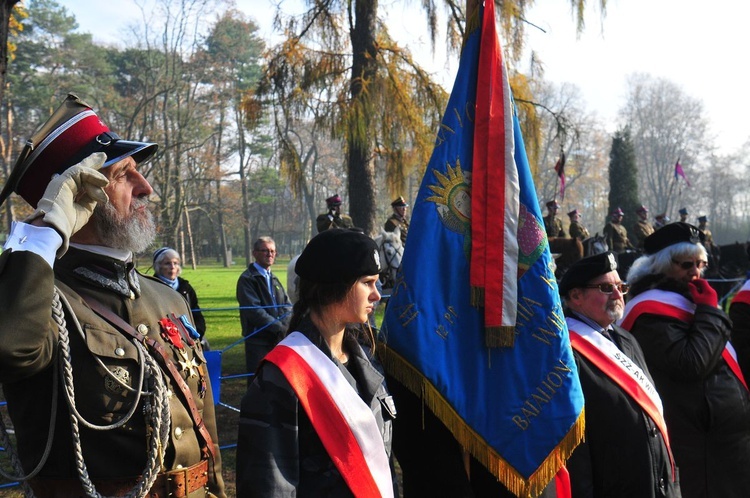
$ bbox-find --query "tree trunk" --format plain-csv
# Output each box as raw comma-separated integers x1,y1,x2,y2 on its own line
347,0,379,235
0,1,20,235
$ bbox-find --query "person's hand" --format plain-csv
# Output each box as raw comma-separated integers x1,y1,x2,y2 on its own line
688,278,718,308
26,153,109,257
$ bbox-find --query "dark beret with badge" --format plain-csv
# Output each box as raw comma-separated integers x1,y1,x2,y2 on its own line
643,222,705,255
296,228,381,284
0,93,157,208
559,251,619,296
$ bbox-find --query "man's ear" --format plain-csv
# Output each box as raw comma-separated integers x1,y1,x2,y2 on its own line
567,287,583,304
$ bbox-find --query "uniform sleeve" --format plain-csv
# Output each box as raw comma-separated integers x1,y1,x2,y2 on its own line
236,363,300,497
630,306,731,381
0,249,58,382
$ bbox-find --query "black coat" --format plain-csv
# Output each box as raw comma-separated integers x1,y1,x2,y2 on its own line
625,275,750,498
236,319,397,497
566,316,680,497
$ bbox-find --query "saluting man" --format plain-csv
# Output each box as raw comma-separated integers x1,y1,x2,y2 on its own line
316,193,354,233
0,95,224,497
633,205,655,250
567,208,590,241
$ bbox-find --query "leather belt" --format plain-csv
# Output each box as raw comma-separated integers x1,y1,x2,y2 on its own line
29,459,209,497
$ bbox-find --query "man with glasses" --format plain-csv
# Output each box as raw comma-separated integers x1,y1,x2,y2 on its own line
560,252,680,497
620,222,750,498
237,236,292,374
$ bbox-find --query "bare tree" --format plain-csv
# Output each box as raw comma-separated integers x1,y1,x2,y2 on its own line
618,73,710,216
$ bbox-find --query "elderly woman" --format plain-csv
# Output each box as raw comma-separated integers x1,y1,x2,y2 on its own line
236,228,397,497
152,247,207,343
620,222,750,498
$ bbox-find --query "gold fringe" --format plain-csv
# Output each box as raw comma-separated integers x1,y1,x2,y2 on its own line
470,286,485,308
485,326,516,348
379,346,586,498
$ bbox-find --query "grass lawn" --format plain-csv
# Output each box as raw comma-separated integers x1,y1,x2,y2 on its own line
0,259,386,496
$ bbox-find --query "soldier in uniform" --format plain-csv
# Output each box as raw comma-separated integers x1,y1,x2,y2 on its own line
633,205,655,250
678,207,689,223
603,207,635,254
316,193,354,233
567,208,590,241
697,215,719,268
384,195,409,245
543,200,565,238
0,95,225,497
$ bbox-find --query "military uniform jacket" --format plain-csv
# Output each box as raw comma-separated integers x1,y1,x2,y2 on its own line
634,219,655,249
384,213,409,245
544,215,565,238
566,314,680,497
0,245,225,496
623,275,750,498
603,222,633,253
316,212,354,233
236,318,397,497
236,264,291,344
568,221,590,241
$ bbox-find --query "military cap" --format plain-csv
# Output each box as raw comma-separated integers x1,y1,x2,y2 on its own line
0,94,157,208
326,194,343,207
546,200,560,209
636,205,648,213
611,207,624,216
643,222,705,255
679,207,688,216
295,228,381,284
567,208,579,217
655,213,666,220
391,196,409,207
698,215,708,223
559,251,618,296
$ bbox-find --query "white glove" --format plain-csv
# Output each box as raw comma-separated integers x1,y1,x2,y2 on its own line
26,152,109,257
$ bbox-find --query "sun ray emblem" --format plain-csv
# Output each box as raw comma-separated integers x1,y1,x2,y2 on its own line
425,160,472,237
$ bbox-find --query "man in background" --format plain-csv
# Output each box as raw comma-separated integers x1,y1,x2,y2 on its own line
384,195,409,245
567,208,590,241
543,200,565,238
237,236,292,374
316,193,354,233
603,207,635,254
633,205,655,250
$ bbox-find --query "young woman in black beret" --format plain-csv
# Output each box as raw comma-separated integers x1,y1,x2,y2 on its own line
236,228,397,497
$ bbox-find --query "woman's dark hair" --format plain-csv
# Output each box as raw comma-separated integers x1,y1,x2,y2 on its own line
288,276,374,348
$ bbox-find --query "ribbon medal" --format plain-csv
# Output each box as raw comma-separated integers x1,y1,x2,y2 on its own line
159,317,184,349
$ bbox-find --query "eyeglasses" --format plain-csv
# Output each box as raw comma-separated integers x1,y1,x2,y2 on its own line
256,249,277,255
671,259,708,270
582,282,630,295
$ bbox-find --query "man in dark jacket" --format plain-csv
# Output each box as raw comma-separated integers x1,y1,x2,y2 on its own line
622,223,750,498
560,251,680,497
0,94,224,497
237,236,292,374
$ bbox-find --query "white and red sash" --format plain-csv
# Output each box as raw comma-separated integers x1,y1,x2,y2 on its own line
620,289,748,392
567,317,675,479
264,332,394,498
731,279,750,306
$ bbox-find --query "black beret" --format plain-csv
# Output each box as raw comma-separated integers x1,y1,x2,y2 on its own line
643,222,705,255
559,251,618,296
295,228,381,284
